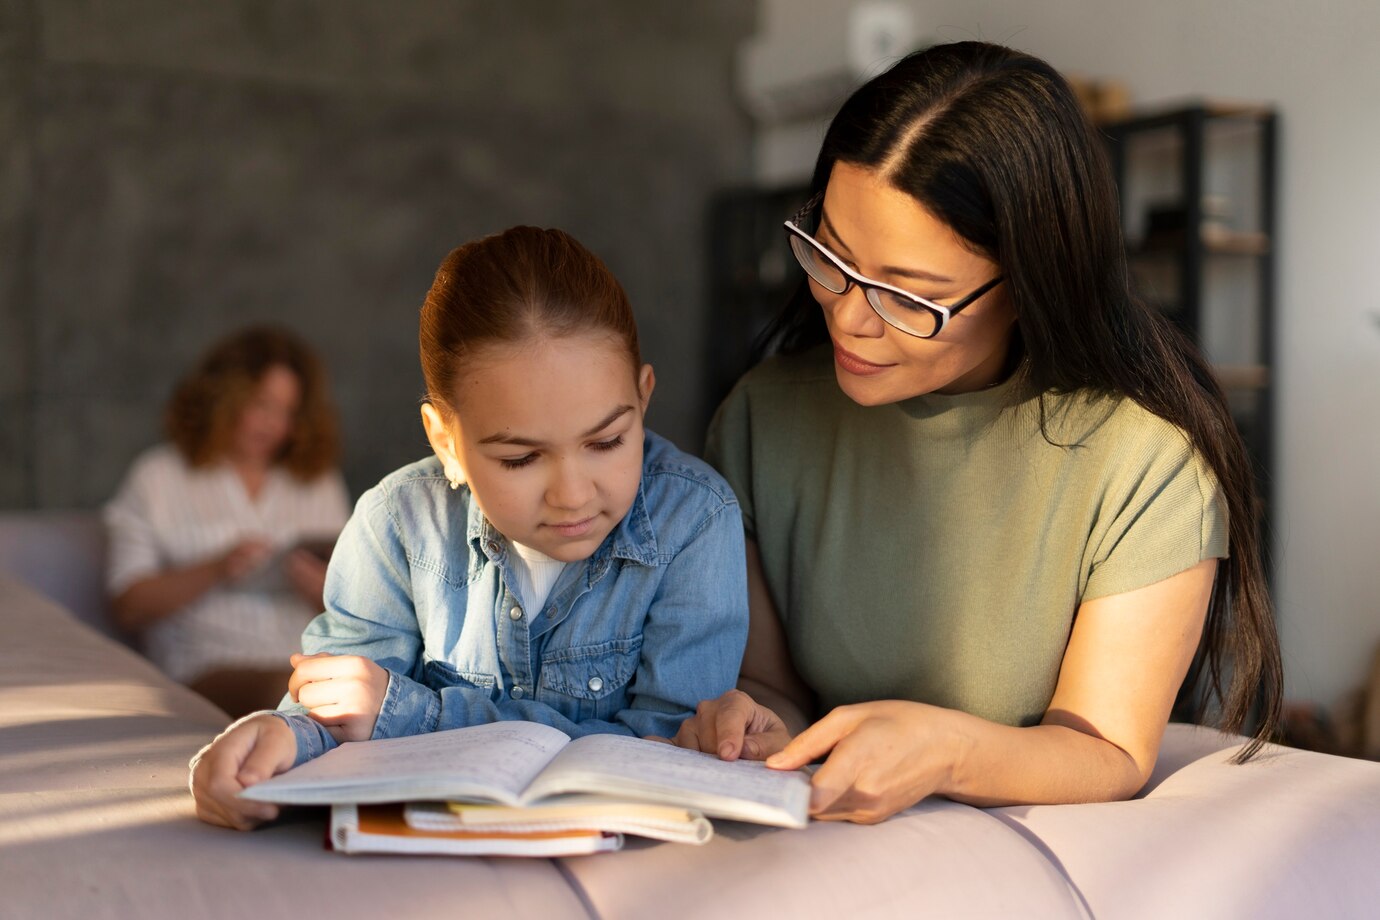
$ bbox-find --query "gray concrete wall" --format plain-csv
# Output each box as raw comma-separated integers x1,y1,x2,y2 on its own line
0,0,37,507
1,1,754,508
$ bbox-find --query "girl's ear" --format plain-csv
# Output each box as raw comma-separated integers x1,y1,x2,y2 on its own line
637,363,656,413
420,402,466,487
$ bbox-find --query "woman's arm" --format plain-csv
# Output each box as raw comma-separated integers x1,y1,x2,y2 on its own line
737,541,814,732
770,558,1217,821
111,539,273,633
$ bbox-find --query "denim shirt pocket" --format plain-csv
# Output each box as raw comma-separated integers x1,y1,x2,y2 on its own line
421,657,498,698
536,635,644,724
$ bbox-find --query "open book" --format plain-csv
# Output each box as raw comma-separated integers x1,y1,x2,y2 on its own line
242,720,811,829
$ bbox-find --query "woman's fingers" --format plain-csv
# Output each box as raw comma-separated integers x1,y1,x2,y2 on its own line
765,707,856,770
804,753,858,817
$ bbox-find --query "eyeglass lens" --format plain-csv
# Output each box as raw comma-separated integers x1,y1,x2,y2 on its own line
787,234,941,337
788,235,847,293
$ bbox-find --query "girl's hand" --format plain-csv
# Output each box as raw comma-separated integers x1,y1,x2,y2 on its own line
288,653,388,744
190,713,297,830
765,700,957,824
283,549,328,610
670,689,793,761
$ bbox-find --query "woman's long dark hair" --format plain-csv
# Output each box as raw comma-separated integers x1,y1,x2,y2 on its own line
767,41,1281,758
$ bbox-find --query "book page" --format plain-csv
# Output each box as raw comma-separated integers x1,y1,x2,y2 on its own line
404,801,713,846
242,721,571,805
524,734,811,827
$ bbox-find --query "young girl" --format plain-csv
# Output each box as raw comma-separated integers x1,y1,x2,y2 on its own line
191,226,749,830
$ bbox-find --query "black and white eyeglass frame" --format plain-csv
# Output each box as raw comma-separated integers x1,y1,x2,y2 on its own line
783,192,1005,339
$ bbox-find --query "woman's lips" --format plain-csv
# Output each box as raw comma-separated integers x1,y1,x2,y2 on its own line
546,516,596,538
832,341,895,377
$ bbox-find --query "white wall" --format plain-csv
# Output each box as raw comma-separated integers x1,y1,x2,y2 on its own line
749,0,1380,711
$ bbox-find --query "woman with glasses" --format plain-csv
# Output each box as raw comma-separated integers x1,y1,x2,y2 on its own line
671,41,1282,823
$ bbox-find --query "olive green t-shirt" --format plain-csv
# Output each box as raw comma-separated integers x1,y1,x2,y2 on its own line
704,348,1228,728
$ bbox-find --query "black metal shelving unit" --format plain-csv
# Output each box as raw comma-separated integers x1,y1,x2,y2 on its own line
1104,102,1279,729
1103,102,1279,543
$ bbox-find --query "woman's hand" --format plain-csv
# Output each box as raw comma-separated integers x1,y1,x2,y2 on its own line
218,538,274,583
765,700,960,824
670,689,794,761
284,548,329,610
288,653,389,744
190,713,297,830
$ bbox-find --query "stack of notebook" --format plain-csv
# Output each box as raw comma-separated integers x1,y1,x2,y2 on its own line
241,721,812,857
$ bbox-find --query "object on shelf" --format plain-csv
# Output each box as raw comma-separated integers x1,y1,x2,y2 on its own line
1065,74,1133,123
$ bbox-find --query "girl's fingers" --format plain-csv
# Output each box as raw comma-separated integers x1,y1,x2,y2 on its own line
235,722,294,788
712,698,755,760
294,679,339,711
671,719,703,753
287,655,350,700
305,703,350,724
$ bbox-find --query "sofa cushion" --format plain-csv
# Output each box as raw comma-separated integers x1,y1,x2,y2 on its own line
992,726,1380,919
0,576,592,919
0,511,119,641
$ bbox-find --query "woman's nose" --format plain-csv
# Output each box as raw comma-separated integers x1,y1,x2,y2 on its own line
828,286,886,338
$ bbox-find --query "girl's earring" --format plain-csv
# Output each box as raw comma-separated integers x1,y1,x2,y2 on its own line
449,477,460,491
447,466,463,490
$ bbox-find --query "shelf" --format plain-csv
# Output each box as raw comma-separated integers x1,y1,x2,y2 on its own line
1202,230,1271,255
1213,364,1269,390
1104,101,1277,571
1103,100,1275,135
1130,229,1270,258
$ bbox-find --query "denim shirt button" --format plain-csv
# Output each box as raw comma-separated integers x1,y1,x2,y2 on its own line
512,686,525,699
509,605,523,621
587,676,603,692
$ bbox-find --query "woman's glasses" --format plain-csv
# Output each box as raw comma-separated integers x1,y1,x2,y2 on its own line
783,193,1004,339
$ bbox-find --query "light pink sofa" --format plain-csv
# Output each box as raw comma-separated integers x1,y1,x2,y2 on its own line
4,513,1379,918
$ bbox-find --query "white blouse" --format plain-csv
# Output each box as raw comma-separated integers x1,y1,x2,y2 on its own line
103,444,351,683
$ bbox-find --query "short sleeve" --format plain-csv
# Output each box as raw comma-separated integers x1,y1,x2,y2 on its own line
703,383,756,540
103,453,167,595
1083,441,1229,602
315,469,352,531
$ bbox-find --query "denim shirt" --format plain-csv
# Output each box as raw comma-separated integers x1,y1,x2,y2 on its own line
278,431,748,766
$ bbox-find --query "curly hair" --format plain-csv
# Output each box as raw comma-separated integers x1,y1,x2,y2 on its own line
164,325,340,479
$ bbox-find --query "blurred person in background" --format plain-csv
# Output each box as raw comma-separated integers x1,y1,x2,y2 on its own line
105,326,351,718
